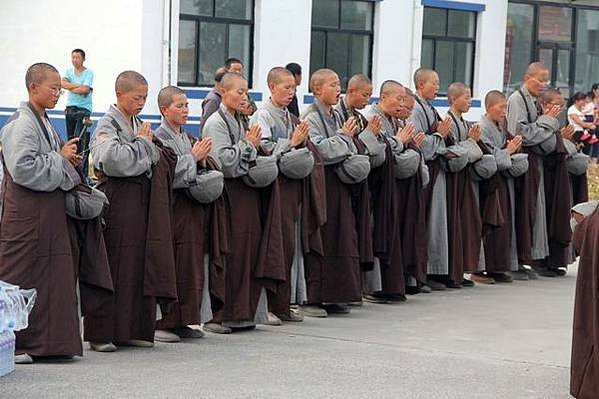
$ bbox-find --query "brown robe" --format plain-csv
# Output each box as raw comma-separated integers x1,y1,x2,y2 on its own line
269,140,326,318
514,149,541,264
570,206,599,398
212,176,286,323
84,143,178,344
0,170,82,356
156,156,227,329
369,136,405,294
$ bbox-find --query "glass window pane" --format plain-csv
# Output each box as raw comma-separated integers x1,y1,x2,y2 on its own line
556,49,571,98
228,24,251,80
178,20,197,85
326,32,350,89
447,10,475,39
538,6,572,42
539,48,554,78
349,34,371,77
198,22,227,86
575,9,599,93
180,0,213,16
215,0,252,20
435,40,454,93
503,3,534,93
454,42,474,86
340,1,373,31
312,0,339,29
421,39,434,69
310,31,326,77
423,7,446,36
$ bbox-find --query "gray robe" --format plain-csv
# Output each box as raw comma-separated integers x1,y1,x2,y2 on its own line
91,104,159,177
203,103,257,178
480,116,519,271
507,86,560,261
301,98,355,164
409,95,449,275
250,99,308,305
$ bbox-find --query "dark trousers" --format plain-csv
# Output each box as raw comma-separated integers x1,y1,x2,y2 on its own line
65,106,91,178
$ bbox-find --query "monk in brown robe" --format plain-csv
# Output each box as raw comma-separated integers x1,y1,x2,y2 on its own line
85,71,178,351
153,86,226,342
0,63,83,363
570,202,599,398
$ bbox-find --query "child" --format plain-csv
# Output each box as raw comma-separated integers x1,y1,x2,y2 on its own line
154,86,225,342
202,72,285,333
86,71,177,352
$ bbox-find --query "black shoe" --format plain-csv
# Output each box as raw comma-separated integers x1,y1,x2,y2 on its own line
536,268,557,278
405,286,421,295
445,280,463,289
461,278,475,288
387,294,407,303
426,279,447,291
555,268,567,277
321,304,351,314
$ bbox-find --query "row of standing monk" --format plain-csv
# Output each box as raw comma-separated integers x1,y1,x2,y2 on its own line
0,62,590,397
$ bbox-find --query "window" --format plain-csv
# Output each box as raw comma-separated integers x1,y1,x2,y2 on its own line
421,7,477,94
503,3,534,93
310,0,375,90
178,0,253,87
575,9,599,93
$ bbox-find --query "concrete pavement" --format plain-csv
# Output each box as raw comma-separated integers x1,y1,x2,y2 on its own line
1,266,577,398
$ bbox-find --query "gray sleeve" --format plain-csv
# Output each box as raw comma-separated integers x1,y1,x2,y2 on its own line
507,96,560,146
420,134,446,161
493,148,512,171
252,111,279,154
203,116,257,178
359,128,386,168
2,117,79,192
173,153,198,189
200,97,220,134
394,148,421,178
305,112,352,165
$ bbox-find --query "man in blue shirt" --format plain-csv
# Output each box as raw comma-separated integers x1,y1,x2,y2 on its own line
62,48,93,176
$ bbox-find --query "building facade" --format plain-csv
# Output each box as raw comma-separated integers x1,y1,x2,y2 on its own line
0,0,596,136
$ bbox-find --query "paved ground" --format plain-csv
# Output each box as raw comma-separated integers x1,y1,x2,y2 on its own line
1,266,577,398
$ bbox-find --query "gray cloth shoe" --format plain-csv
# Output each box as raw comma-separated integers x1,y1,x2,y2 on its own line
154,329,181,343
14,353,33,364
426,280,447,291
279,312,304,322
120,339,154,348
301,305,328,318
89,342,117,352
519,265,538,280
510,270,529,281
203,322,232,334
263,312,282,326
174,326,205,339
419,285,432,294
348,301,364,307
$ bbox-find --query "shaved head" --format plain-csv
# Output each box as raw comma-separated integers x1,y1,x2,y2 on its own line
347,74,372,91
413,68,436,88
484,90,506,109
525,62,549,78
379,80,403,97
447,82,469,102
115,70,148,93
267,67,293,85
158,86,185,109
309,68,337,92
25,62,59,90
539,87,564,105
221,72,247,91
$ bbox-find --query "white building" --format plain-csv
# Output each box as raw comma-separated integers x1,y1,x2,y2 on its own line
0,0,597,137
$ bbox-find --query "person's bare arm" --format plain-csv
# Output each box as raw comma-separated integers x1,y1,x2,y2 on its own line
570,113,594,129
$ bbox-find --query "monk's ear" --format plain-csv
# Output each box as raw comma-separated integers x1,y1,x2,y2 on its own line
268,81,276,93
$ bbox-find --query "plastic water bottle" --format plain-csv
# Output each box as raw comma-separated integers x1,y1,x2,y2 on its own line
0,328,15,377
